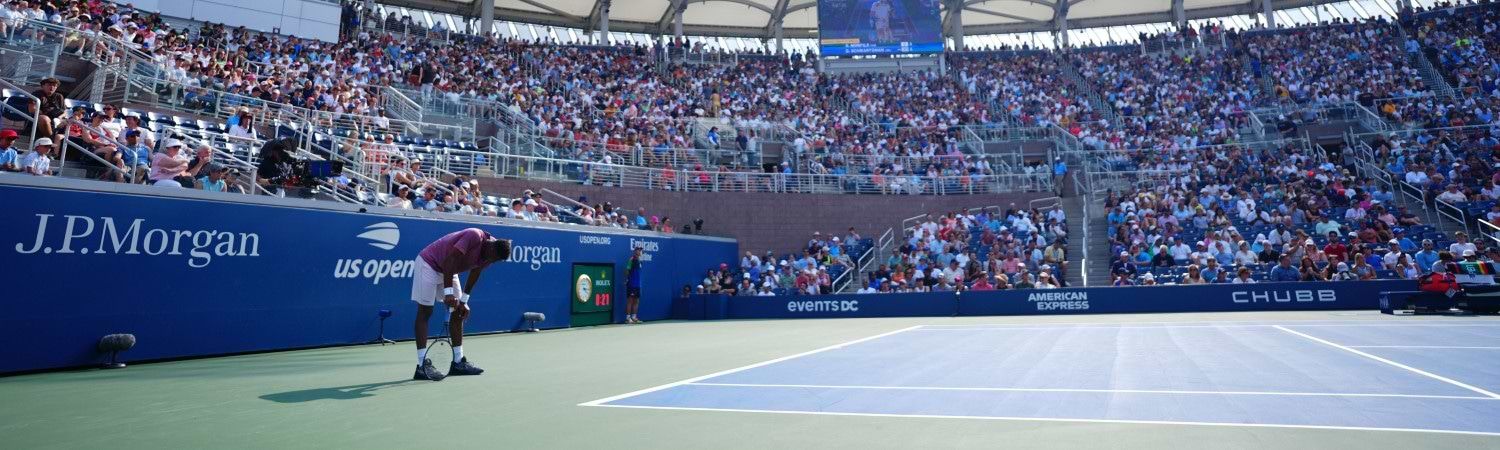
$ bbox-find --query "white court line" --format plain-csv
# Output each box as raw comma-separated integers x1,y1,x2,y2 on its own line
1350,346,1500,350
919,324,1500,331
917,319,1498,328
913,324,1500,331
587,404,1500,437
1274,326,1500,400
685,382,1498,401
577,325,923,407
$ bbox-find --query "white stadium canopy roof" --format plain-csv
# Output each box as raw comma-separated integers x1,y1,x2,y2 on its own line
372,0,1440,48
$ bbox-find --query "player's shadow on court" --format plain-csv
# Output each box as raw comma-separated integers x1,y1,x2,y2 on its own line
259,380,418,403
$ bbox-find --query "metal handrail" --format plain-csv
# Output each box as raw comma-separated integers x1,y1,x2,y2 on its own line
168,131,276,196
902,214,931,234
1433,197,1470,234
1479,219,1500,248
57,116,142,182
0,77,43,144
482,150,1053,195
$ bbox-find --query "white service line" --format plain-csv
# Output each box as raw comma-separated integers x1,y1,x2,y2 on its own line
586,404,1500,437
1349,346,1500,350
921,323,1500,331
1274,325,1500,399
684,382,1497,401
577,325,924,407
915,319,1497,329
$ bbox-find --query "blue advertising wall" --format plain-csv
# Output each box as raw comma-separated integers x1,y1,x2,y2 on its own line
0,180,736,373
716,280,1413,320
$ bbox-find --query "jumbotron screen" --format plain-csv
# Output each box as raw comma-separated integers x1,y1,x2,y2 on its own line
818,0,944,56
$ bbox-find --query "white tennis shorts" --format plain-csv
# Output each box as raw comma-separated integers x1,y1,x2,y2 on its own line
411,258,462,306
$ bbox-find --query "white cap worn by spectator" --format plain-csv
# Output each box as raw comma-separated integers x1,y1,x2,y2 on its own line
33,138,54,149
163,138,183,148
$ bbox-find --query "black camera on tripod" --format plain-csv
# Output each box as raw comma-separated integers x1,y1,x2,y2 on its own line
260,137,344,188
287,159,345,186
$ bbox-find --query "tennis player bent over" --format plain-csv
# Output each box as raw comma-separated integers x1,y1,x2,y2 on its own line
412,228,511,380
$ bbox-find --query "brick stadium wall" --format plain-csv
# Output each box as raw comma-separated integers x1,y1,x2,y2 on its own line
478,177,1055,256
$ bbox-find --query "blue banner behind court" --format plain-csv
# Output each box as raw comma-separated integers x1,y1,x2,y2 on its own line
721,280,1412,320
0,182,736,373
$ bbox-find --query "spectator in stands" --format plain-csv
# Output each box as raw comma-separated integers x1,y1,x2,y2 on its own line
737,277,755,296
148,139,191,187
1201,257,1223,283
1269,256,1300,282
1331,263,1358,281
416,189,441,212
388,185,413,209
1352,254,1377,280
1415,239,1442,274
1012,272,1035,289
1394,253,1421,279
228,110,258,140
1436,184,1468,203
119,130,151,183
1035,272,1058,289
1300,258,1326,281
29,78,64,143
1449,232,1477,257
1231,267,1256,284
970,274,993,291
198,164,229,192
1111,252,1138,279
19,137,53,176
0,129,19,172
1180,265,1208,285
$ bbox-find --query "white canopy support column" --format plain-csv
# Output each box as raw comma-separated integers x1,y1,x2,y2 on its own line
675,8,684,40
599,0,610,43
1264,0,1276,29
1171,0,1185,30
478,0,495,37
1053,0,1069,49
774,20,784,54
950,0,965,51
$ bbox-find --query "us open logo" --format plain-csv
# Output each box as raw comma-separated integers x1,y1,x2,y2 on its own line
357,222,400,250
576,274,593,303
334,222,413,284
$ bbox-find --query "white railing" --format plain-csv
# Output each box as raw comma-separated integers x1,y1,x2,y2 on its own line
1479,219,1500,249
480,150,1054,195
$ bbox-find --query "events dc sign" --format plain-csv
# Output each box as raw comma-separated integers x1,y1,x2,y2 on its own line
0,182,735,373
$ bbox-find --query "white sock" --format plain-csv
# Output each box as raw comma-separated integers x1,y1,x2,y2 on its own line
453,346,463,361
417,347,428,365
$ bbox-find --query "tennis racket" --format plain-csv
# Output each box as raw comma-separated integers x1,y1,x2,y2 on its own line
425,310,453,379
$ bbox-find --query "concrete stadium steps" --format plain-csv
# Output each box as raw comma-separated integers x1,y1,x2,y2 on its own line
1085,206,1114,287
1054,53,1116,123
1062,196,1086,287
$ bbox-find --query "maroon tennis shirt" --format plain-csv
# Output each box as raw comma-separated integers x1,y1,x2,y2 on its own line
419,228,495,274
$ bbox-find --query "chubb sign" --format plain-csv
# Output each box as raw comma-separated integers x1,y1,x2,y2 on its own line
12,214,261,268
1231,289,1337,303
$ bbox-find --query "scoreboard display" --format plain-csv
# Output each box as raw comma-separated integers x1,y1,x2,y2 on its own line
571,263,615,327
818,0,944,56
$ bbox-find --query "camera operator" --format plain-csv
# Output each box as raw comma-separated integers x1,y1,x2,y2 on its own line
257,137,297,196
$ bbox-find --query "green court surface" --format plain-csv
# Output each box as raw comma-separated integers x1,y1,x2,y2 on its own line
4,311,1500,450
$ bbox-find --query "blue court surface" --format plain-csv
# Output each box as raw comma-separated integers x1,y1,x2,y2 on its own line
583,320,1500,436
